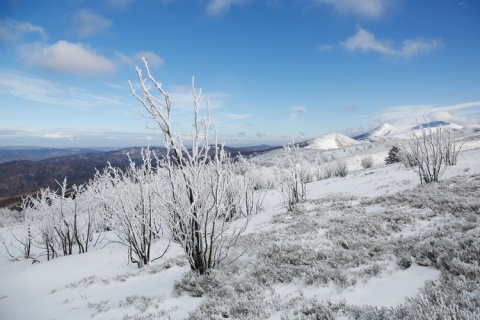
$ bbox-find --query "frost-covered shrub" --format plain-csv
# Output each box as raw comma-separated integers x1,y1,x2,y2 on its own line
274,143,310,211
249,165,276,190
0,208,23,227
361,156,374,169
176,267,271,320
129,59,257,274
284,299,346,319
318,163,334,180
118,294,166,313
397,123,462,183
333,159,348,177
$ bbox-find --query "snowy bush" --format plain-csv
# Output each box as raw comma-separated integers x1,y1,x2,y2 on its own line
361,155,374,169
0,208,23,228
274,143,310,211
92,149,168,268
397,123,462,183
7,180,102,261
333,159,348,177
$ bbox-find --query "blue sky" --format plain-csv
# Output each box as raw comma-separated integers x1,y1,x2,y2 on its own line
1,0,479,148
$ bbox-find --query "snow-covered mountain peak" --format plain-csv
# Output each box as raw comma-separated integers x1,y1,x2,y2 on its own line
354,121,464,142
301,133,360,150
353,123,408,141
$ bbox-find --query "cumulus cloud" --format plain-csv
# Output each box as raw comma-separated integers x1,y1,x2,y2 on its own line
206,0,249,15
312,0,395,19
19,41,116,76
133,51,164,68
288,106,307,121
0,18,46,42
73,9,112,38
342,27,443,59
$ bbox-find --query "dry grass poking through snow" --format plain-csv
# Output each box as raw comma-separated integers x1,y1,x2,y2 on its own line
175,174,480,319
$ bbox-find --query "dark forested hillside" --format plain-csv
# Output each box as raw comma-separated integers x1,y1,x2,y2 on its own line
0,159,118,208
0,145,276,209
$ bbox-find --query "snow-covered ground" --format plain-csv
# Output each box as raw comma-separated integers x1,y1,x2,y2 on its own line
1,129,480,319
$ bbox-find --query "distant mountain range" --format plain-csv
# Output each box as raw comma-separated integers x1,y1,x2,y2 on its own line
0,145,276,209
297,121,464,150
0,120,465,209
0,147,104,164
353,121,463,142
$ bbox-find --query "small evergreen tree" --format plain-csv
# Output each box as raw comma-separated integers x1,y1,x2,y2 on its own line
385,146,400,164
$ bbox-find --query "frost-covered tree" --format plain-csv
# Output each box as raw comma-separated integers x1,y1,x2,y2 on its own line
128,58,256,274
397,122,462,184
384,146,400,164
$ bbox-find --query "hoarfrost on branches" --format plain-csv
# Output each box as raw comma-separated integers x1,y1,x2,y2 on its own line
128,57,260,274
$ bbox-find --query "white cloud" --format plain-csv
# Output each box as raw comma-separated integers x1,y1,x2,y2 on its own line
399,38,444,58
312,0,395,19
115,51,164,68
342,28,394,55
19,41,116,76
371,101,480,127
317,44,333,52
0,18,46,42
0,71,124,109
133,51,164,68
206,0,249,16
342,27,443,59
43,133,74,139
429,111,475,126
223,113,252,120
288,106,307,121
0,126,160,147
73,9,112,38
114,51,134,64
